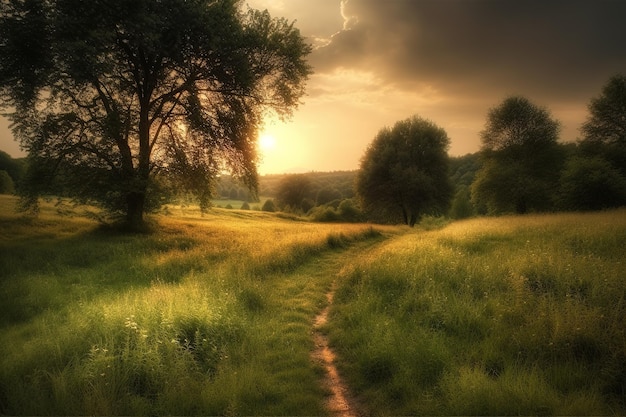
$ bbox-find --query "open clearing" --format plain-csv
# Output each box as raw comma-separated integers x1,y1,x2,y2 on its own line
1,195,624,415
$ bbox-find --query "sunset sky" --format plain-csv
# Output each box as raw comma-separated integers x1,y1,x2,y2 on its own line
1,0,625,175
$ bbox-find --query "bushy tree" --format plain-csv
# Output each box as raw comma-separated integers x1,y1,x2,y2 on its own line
471,96,563,214
580,74,626,176
557,157,626,211
356,115,452,226
276,174,312,212
261,198,276,212
337,198,362,222
0,0,311,229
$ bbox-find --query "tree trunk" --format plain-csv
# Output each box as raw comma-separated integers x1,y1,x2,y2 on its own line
126,94,152,231
401,206,409,226
126,190,145,231
409,212,418,227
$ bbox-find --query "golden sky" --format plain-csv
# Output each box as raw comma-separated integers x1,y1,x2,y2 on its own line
249,0,626,174
2,0,625,175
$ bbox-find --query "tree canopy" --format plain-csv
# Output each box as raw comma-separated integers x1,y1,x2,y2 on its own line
356,115,452,227
471,96,563,214
275,173,312,212
580,74,626,176
557,156,626,211
581,74,626,147
0,0,311,229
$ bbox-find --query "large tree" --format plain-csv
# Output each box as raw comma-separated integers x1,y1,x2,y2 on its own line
580,74,626,176
356,115,452,227
471,96,562,214
0,0,311,228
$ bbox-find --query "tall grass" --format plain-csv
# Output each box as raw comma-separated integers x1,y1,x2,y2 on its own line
0,195,392,415
329,210,626,415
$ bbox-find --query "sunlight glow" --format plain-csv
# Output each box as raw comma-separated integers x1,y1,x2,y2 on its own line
258,132,276,151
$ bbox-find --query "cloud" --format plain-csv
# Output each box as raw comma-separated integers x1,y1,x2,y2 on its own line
246,0,344,46
311,0,626,102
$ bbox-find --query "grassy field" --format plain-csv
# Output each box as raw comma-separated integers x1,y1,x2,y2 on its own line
329,210,626,415
0,195,395,415
1,194,625,415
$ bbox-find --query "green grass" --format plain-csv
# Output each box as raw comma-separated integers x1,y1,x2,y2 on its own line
2,194,625,415
0,195,394,415
329,210,626,415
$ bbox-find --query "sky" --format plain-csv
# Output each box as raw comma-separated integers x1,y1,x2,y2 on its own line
1,0,625,175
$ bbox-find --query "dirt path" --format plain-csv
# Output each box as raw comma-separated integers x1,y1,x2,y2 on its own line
312,283,361,417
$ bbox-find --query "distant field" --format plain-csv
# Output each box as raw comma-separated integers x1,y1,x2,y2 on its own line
1,194,624,415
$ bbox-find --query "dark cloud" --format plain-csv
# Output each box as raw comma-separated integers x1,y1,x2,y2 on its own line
312,0,626,102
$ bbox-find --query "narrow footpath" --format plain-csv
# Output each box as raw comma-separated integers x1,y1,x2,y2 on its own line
311,284,361,417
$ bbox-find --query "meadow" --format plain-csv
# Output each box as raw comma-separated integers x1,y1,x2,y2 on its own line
329,210,626,415
0,194,625,415
0,195,394,415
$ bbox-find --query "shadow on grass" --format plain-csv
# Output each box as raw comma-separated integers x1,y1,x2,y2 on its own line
0,223,200,327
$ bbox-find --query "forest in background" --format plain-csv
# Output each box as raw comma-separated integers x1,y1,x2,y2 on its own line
0,149,477,220
2,140,624,223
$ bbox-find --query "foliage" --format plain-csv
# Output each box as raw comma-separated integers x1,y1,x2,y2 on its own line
330,210,626,415
261,198,276,212
0,0,312,229
0,151,25,187
316,187,343,205
580,74,626,176
581,74,626,146
309,198,364,223
0,170,15,194
557,156,626,211
275,173,313,212
449,185,473,219
471,96,563,214
449,153,480,189
259,171,356,201
356,115,453,226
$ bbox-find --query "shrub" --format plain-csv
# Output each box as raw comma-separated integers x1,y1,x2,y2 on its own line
261,199,276,212
309,206,340,222
338,199,362,222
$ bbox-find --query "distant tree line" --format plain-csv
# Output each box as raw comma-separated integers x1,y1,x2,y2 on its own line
2,74,624,225
468,75,626,216
0,151,26,195
264,75,625,225
355,74,626,224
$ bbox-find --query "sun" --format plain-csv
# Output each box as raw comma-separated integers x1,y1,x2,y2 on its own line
258,132,276,151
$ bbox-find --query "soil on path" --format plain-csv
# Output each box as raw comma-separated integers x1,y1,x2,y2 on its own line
312,283,361,417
